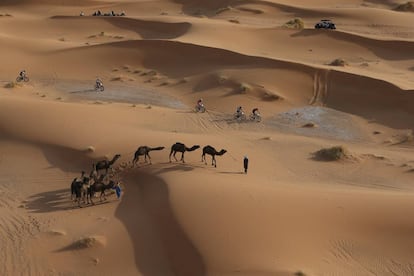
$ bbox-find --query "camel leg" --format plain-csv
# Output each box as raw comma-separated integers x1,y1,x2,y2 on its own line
213,156,216,168
100,190,107,201
147,153,152,164
173,151,178,162
181,152,185,163
169,150,173,162
132,156,138,167
90,189,95,205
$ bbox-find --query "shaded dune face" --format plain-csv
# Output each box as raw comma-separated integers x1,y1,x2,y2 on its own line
116,171,206,276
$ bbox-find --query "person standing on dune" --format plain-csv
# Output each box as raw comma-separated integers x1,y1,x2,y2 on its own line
243,155,249,174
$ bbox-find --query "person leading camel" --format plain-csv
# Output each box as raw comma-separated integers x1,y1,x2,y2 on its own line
201,145,227,168
169,142,200,163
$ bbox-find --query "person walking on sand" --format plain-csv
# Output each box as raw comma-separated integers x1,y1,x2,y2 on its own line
243,155,249,174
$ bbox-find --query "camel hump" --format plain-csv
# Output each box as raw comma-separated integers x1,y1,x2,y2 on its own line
175,142,184,146
203,145,214,151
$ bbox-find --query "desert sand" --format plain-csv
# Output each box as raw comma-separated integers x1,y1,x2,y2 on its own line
1,0,414,275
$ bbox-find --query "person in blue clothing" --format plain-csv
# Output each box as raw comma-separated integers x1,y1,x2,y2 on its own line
113,182,122,199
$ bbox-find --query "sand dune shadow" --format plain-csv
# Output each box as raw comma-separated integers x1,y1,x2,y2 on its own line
116,171,206,276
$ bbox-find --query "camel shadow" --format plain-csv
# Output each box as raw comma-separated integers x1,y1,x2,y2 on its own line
153,163,197,174
115,171,206,275
26,188,116,213
26,188,74,213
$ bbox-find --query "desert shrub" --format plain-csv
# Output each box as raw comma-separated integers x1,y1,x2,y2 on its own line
141,70,157,76
302,122,316,128
283,18,304,29
4,81,19,88
314,146,348,161
394,1,414,11
239,83,250,93
329,58,348,66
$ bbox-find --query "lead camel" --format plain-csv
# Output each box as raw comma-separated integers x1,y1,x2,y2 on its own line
201,145,227,168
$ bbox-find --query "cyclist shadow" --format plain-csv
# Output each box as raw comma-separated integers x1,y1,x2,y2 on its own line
69,89,96,94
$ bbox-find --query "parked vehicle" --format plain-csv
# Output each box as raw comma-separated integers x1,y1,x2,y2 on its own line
314,19,336,29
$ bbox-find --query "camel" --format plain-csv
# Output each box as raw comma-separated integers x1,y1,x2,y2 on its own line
201,145,227,168
70,176,90,208
169,142,200,163
88,180,118,205
95,154,121,174
71,171,85,201
132,146,165,166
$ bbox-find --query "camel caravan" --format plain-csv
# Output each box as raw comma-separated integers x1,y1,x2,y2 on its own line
71,154,122,208
70,143,227,208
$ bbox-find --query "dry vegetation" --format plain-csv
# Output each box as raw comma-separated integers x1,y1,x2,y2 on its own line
239,83,250,94
283,18,305,29
229,19,240,24
314,146,348,161
394,1,414,11
302,122,316,128
329,58,348,66
4,82,21,88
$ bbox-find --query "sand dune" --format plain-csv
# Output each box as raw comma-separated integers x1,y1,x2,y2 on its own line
1,0,414,275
